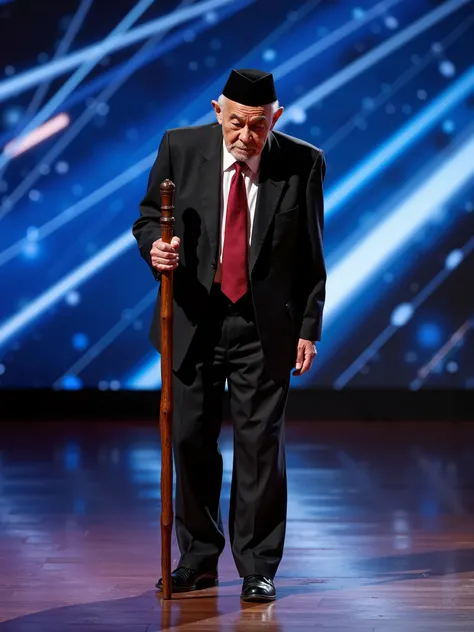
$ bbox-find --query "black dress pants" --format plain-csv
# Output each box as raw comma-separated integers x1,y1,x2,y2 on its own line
172,285,290,579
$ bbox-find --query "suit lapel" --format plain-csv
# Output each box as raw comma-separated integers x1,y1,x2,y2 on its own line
249,132,286,272
199,125,223,262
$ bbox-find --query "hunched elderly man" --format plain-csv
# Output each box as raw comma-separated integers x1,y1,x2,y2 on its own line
132,67,326,602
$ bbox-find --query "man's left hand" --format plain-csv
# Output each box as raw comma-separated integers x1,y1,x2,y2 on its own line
293,339,317,376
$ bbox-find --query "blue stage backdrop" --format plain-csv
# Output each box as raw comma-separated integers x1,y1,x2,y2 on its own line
0,0,473,390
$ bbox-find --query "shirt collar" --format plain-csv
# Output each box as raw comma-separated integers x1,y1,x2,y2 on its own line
222,139,261,175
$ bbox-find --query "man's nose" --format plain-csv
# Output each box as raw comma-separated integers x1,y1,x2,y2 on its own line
239,126,251,143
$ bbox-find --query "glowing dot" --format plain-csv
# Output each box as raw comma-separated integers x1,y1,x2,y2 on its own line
26,226,39,241
439,60,455,78
385,16,398,29
432,42,443,54
189,61,198,71
29,189,41,202
418,323,441,348
385,103,396,114
362,97,374,111
39,163,51,175
263,49,276,61
61,375,82,390
445,249,463,270
56,161,69,174
352,7,365,19
23,241,39,258
447,362,458,374
417,90,427,100
465,201,473,213
204,56,216,68
4,106,22,127
405,352,417,363
0,364,5,376
110,380,120,391
96,102,109,116
442,119,454,134
98,381,109,391
122,309,133,321
5,65,15,76
205,10,218,23
72,333,88,351
288,107,306,124
66,291,80,306
391,303,414,327
2,197,12,212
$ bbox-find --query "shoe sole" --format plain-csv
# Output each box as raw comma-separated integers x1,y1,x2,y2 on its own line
156,577,218,593
240,593,276,602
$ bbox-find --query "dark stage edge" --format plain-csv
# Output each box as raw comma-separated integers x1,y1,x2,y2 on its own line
1,388,473,421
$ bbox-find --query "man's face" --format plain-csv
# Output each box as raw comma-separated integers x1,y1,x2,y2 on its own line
212,97,283,161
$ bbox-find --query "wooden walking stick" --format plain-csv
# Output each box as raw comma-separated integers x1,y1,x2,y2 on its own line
159,179,175,600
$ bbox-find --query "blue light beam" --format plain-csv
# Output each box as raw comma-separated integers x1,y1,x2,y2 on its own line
0,0,245,105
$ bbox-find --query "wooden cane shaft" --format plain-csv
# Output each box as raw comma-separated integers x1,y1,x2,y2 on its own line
159,179,175,600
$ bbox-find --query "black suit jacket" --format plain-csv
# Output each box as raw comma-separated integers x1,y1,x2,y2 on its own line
132,123,326,384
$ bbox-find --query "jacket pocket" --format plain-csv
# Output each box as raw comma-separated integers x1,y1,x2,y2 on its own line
274,205,298,223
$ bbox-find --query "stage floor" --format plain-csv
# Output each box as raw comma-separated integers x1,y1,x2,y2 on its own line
1,420,474,631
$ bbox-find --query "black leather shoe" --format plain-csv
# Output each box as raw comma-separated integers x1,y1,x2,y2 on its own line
155,566,218,593
240,574,276,602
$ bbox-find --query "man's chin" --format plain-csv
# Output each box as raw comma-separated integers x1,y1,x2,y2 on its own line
230,148,255,161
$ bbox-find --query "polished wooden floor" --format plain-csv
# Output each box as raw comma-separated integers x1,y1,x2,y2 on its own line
1,420,474,631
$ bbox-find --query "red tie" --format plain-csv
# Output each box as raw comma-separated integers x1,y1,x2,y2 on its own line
221,161,248,303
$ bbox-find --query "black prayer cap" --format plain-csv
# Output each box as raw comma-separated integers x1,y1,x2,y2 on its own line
222,68,277,106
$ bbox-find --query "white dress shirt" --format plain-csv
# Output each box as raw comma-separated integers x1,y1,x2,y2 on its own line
214,140,261,283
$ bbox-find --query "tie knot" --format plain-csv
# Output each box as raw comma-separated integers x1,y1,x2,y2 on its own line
234,161,246,175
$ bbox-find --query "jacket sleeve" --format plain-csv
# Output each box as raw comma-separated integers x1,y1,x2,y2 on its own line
298,150,327,341
132,131,173,281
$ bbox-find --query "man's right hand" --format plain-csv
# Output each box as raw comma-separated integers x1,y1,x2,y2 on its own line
151,236,180,272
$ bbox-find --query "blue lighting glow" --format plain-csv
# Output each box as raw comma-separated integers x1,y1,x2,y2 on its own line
64,442,82,470
72,333,88,351
0,0,472,392
417,323,442,349
445,249,463,270
391,304,414,327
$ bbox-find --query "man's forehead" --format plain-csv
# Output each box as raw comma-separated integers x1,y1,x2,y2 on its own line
227,100,269,118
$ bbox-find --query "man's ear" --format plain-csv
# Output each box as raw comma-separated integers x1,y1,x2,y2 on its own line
211,100,223,125
270,106,284,130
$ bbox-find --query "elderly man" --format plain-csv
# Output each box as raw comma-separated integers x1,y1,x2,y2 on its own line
132,68,326,602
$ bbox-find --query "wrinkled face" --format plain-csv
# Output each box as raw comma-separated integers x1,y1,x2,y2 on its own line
212,97,283,161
